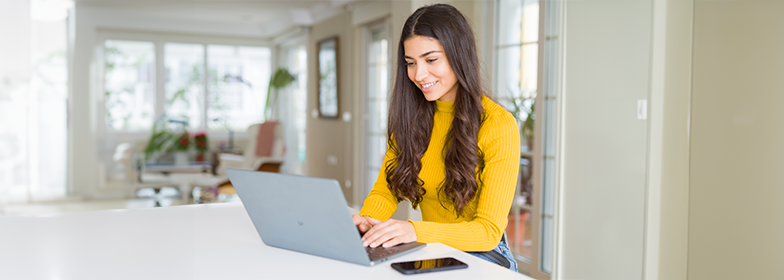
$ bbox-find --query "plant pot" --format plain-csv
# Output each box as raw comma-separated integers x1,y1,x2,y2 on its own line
174,151,189,166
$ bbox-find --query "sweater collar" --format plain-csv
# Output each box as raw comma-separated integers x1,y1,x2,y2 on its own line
435,99,455,114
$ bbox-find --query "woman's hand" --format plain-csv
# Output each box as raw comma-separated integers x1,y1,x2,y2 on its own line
352,215,372,234
361,218,417,248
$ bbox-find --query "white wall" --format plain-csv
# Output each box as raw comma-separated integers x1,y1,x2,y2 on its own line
558,1,652,279
688,1,784,279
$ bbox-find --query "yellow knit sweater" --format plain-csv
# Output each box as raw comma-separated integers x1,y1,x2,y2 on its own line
359,95,520,251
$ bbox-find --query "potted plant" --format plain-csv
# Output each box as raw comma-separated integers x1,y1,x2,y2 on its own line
172,132,190,166
193,132,208,162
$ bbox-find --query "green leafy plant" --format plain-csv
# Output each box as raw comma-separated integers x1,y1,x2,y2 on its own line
143,116,176,161
264,68,297,121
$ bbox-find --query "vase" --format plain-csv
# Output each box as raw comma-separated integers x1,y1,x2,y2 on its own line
174,151,189,166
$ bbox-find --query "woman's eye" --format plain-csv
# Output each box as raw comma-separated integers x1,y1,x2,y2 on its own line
405,62,415,66
427,58,437,63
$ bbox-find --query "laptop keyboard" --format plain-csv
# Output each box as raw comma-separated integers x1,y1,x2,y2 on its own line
365,246,401,260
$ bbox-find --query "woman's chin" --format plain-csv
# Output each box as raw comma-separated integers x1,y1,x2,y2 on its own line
422,92,442,101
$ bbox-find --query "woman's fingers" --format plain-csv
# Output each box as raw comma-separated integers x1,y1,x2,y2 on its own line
361,219,416,248
362,220,395,247
352,215,371,233
382,237,404,248
367,217,383,225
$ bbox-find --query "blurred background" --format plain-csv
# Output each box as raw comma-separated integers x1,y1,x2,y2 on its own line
1,0,782,279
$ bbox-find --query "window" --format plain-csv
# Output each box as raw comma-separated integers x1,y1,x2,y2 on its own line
104,40,155,131
97,32,272,185
278,43,308,175
362,20,390,203
101,35,271,133
207,45,271,132
496,0,561,277
164,43,203,129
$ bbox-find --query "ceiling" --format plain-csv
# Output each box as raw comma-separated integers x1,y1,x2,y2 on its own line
73,0,357,37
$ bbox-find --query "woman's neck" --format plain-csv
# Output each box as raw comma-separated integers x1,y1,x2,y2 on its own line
435,99,455,114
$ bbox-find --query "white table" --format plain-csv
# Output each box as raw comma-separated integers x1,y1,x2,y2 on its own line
0,202,533,280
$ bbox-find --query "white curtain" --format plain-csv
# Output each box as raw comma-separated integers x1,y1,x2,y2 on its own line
0,0,70,205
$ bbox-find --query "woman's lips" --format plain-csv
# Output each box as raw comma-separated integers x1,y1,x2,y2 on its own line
421,80,437,93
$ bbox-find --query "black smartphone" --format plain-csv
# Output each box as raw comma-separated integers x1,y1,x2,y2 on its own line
390,257,468,275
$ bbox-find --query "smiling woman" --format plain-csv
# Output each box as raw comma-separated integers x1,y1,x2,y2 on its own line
353,3,521,273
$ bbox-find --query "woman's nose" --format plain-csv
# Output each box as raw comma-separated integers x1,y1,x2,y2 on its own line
415,64,429,82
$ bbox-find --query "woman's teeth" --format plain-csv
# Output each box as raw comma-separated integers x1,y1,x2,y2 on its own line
422,81,437,89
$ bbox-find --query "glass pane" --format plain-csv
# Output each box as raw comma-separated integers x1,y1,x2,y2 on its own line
366,168,380,200
370,30,388,64
369,100,388,134
496,46,521,100
521,43,538,99
366,27,389,201
542,216,553,273
545,99,556,157
293,46,308,167
367,134,386,168
283,45,307,175
507,156,533,261
545,0,559,38
368,64,388,102
507,208,533,261
497,0,523,46
522,0,539,43
206,45,271,132
545,38,559,98
104,40,155,131
543,157,555,216
164,43,203,129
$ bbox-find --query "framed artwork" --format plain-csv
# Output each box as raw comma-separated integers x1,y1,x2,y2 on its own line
317,36,339,118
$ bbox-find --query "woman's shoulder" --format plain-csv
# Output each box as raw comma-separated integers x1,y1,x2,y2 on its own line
481,95,517,126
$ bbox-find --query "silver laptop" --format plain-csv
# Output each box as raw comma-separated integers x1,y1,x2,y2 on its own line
226,169,426,266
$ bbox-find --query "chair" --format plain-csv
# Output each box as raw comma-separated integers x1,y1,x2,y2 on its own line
215,121,285,175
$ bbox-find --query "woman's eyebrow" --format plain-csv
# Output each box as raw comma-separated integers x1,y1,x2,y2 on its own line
404,50,441,59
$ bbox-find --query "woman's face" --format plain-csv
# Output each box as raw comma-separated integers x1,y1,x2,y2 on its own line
404,36,459,102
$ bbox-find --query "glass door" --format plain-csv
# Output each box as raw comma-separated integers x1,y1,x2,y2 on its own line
362,20,391,202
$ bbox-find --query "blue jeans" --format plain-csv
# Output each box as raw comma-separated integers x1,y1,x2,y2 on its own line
466,233,518,272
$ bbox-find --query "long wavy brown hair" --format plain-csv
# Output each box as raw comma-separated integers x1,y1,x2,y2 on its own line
386,4,486,216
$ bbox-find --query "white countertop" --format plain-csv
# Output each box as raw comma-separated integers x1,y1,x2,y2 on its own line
0,202,532,280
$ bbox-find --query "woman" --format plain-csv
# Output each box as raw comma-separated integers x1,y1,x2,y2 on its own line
353,4,520,271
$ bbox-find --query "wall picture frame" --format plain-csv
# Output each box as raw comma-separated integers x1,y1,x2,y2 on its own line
317,36,339,118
